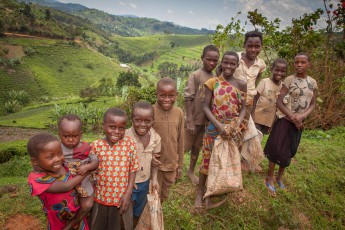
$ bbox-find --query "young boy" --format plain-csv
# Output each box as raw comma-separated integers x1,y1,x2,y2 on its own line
58,114,99,229
152,77,185,202
184,44,219,185
125,101,161,223
90,107,139,230
251,58,288,134
234,30,266,172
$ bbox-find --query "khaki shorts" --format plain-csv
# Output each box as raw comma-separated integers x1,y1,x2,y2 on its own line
184,124,206,153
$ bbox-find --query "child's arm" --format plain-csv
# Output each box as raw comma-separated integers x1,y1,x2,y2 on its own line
203,86,226,135
76,154,99,176
185,100,195,135
45,173,88,193
238,81,247,125
251,93,260,120
276,85,296,120
151,165,159,192
119,172,135,214
293,89,318,125
176,110,185,180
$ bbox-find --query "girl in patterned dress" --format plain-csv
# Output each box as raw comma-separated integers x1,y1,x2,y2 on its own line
194,51,247,208
27,133,89,230
264,52,318,196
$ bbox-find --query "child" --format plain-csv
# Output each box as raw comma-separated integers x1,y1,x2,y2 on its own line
27,133,90,230
152,77,185,202
264,52,317,196
195,51,247,208
125,101,161,223
58,114,99,228
90,107,139,230
251,58,288,134
184,44,219,185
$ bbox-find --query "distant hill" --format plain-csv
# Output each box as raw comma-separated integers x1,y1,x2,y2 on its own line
17,0,214,36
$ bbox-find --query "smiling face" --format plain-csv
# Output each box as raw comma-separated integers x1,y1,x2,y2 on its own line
103,114,127,145
221,54,239,77
156,84,177,111
244,37,262,60
34,141,65,174
294,54,310,76
202,50,219,73
58,119,82,149
132,108,154,136
271,62,287,83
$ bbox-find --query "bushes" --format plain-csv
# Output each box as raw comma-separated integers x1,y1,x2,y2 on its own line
4,90,31,113
0,141,27,164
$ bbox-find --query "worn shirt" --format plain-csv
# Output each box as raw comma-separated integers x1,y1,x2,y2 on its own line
90,137,139,207
254,78,282,127
152,103,185,171
204,75,246,124
277,74,318,118
234,52,266,102
184,68,214,125
125,127,161,183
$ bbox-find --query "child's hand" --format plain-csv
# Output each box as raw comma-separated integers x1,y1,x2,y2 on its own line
119,192,131,214
76,164,90,176
176,168,183,180
186,121,196,135
217,124,227,137
151,178,159,193
151,154,162,167
294,114,305,124
294,120,304,130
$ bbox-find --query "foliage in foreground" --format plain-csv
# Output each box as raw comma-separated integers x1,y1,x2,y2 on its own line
0,128,344,229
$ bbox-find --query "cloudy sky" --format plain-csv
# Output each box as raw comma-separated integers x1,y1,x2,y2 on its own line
58,0,332,30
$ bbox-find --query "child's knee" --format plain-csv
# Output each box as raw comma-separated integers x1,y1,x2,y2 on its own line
80,196,94,212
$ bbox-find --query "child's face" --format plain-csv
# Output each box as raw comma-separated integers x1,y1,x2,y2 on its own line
132,108,154,136
34,141,65,174
294,55,310,75
244,37,262,60
58,119,82,149
221,55,239,77
271,63,287,83
157,84,177,111
103,115,127,145
202,50,219,72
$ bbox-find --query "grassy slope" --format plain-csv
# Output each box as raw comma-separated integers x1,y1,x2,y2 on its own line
0,128,344,228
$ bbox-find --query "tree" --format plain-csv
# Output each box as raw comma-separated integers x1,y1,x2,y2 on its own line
98,78,114,96
157,61,178,79
116,71,141,89
80,87,98,102
45,9,51,20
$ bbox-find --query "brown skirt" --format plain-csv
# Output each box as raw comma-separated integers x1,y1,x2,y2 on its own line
264,118,302,167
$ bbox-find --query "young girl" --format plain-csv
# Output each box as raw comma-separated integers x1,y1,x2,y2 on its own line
251,58,288,134
27,133,90,230
264,52,318,196
194,51,247,208
58,114,99,228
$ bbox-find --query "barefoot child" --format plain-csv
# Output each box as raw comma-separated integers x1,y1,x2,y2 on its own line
90,108,139,229
251,58,288,134
125,101,161,224
184,44,219,185
58,114,99,228
27,133,90,230
195,51,247,208
264,52,318,196
152,77,185,202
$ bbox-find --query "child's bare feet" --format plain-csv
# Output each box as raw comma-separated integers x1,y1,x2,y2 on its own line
194,192,203,208
187,171,199,185
264,178,276,197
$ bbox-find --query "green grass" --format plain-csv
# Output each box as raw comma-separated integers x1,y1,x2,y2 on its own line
0,128,344,229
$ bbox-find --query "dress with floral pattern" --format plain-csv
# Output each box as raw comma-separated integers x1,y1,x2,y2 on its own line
28,165,88,230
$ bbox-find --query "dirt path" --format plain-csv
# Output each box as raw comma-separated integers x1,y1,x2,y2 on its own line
0,126,46,142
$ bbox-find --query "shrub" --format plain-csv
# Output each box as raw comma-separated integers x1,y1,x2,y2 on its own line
4,100,22,113
80,87,99,102
24,47,36,56
6,58,21,68
5,90,30,106
0,141,27,164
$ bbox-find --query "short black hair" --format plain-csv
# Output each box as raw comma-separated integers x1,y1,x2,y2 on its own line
202,45,219,57
103,107,127,122
244,30,263,45
131,101,154,118
295,52,310,61
272,58,288,69
156,77,177,92
27,133,59,159
58,114,82,130
222,51,239,62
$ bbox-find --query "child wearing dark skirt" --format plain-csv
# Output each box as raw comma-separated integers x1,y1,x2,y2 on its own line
264,52,318,196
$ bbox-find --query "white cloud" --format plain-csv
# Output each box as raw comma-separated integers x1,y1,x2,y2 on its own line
188,10,194,15
129,2,137,9
118,1,125,6
168,9,173,14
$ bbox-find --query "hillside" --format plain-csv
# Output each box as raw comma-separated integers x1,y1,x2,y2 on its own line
18,0,213,36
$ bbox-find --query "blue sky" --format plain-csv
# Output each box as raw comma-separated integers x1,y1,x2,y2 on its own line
58,0,332,30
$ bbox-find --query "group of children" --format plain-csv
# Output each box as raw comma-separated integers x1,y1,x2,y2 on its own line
27,30,318,229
